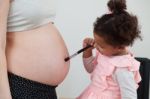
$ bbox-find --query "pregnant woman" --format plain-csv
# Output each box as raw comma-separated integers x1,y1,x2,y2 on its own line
0,0,70,99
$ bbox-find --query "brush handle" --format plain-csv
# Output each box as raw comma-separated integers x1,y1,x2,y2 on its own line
64,45,92,62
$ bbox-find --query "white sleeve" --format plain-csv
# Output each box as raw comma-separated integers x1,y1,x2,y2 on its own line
114,68,137,99
83,56,96,73
83,56,95,65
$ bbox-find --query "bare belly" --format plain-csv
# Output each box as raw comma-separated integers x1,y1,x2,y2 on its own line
6,23,70,86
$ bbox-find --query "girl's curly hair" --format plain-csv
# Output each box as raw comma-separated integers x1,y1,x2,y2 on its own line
94,0,142,47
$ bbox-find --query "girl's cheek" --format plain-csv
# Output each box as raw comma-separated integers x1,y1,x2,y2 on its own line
94,43,104,52
96,46,104,53
98,46,103,52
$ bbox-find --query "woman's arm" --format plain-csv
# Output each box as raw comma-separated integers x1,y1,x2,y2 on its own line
0,0,12,99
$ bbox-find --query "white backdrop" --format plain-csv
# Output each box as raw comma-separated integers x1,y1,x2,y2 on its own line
54,0,150,98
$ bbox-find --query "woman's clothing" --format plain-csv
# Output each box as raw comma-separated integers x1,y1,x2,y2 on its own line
7,0,56,32
6,1,67,99
8,72,57,99
77,51,141,99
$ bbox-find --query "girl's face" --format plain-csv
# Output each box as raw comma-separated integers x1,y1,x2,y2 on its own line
94,33,123,56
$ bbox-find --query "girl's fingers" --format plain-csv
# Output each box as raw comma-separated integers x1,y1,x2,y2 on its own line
83,38,94,47
83,42,88,47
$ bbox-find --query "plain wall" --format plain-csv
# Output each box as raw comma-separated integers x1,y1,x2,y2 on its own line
54,0,150,98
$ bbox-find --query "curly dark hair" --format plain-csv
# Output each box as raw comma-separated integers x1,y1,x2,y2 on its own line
93,0,142,47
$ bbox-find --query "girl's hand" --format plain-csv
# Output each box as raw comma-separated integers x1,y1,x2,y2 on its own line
83,38,95,51
82,38,95,58
83,38,95,50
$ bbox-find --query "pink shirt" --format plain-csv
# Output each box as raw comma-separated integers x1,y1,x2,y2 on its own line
77,51,141,99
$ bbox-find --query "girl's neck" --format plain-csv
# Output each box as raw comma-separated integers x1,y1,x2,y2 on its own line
112,49,129,56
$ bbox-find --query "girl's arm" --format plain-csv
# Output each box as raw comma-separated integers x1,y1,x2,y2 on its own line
0,0,12,99
82,38,94,58
82,38,95,73
83,56,96,73
115,68,137,99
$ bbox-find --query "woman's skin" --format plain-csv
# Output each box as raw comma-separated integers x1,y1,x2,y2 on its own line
6,23,70,86
0,0,70,98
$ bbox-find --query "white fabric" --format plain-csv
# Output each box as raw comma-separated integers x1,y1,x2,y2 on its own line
83,56,95,67
115,68,137,99
7,0,56,32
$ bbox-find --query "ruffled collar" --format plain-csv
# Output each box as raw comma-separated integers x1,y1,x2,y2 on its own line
98,52,140,71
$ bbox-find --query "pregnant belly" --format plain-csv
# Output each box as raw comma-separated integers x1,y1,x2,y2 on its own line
6,23,70,85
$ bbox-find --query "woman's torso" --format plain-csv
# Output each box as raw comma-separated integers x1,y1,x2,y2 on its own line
6,0,70,86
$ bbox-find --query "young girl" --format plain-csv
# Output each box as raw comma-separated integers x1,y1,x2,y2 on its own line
77,0,142,99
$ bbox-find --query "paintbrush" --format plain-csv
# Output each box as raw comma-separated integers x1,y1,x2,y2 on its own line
64,45,92,62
